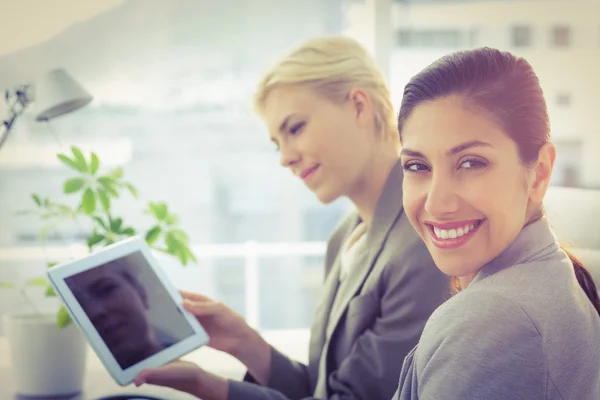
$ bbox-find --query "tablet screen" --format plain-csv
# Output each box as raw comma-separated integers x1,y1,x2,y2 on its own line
64,250,195,370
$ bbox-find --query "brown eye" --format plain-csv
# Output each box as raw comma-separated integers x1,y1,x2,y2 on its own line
460,158,487,169
403,162,429,172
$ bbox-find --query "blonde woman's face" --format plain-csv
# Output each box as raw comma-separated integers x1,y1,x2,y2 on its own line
262,84,376,203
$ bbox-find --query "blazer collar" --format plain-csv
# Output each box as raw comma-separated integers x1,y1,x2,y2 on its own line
470,217,560,287
364,158,406,256
322,159,406,344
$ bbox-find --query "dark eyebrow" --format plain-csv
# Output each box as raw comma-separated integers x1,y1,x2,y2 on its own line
447,140,492,155
399,148,425,158
400,140,493,158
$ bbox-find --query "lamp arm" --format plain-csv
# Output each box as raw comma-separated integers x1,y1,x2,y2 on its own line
0,85,31,152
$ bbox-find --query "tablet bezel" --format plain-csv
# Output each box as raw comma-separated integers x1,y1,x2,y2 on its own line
47,236,209,386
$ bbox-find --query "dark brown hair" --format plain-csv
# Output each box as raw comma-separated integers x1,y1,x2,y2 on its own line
397,47,600,315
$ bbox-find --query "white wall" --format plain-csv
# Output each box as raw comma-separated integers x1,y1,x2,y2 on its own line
0,0,125,56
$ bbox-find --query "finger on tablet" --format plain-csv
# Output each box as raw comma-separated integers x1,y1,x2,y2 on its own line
182,299,222,316
179,290,212,302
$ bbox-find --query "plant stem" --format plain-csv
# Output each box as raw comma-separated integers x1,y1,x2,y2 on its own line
19,288,42,315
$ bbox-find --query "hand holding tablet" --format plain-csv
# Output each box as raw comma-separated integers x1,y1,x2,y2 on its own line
47,236,210,386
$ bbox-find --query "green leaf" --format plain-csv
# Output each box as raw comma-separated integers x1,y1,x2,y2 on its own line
0,282,15,289
98,176,115,186
57,305,72,328
47,262,59,269
71,146,88,173
109,167,124,179
98,189,110,211
64,177,86,194
125,183,138,198
57,154,86,173
165,214,180,225
87,233,105,248
165,231,178,252
32,194,42,207
149,202,168,221
187,247,198,263
45,285,56,297
145,225,162,245
120,227,136,236
169,228,189,242
177,248,189,266
26,277,47,287
81,188,96,214
90,152,100,175
109,217,122,232
98,178,119,198
93,216,107,230
105,185,119,198
165,231,189,266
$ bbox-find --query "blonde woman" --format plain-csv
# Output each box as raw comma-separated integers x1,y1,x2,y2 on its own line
135,36,449,400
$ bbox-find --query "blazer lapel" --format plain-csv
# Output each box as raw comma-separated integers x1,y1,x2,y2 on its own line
308,215,359,365
309,256,342,359
321,159,406,344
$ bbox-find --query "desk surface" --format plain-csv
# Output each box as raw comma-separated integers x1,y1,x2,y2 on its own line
0,330,309,399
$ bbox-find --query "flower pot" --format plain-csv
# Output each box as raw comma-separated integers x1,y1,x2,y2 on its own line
2,312,88,397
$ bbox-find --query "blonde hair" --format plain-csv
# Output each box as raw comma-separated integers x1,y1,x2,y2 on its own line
254,36,398,141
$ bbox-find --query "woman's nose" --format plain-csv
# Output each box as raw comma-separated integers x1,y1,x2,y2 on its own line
279,142,301,168
424,175,460,218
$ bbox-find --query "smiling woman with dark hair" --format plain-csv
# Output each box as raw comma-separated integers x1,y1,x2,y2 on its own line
391,47,600,400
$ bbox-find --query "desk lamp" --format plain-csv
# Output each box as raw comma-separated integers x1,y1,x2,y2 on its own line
0,68,93,151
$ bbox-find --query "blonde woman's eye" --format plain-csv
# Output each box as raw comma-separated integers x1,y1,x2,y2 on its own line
290,122,305,135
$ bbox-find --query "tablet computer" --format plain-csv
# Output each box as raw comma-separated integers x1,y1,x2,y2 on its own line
47,236,210,386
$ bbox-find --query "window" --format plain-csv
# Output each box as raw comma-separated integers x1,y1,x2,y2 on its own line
511,25,532,47
550,141,582,188
551,25,571,47
562,166,580,188
556,92,571,107
397,29,468,48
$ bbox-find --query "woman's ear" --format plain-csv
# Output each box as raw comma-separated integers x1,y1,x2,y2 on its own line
348,88,373,127
529,142,556,203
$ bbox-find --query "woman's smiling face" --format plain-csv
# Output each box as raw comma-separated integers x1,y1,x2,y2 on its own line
400,95,551,281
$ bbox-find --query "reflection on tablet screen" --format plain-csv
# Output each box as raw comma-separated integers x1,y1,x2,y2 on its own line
64,251,194,370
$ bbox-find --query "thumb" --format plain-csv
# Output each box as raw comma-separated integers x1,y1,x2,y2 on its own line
134,370,151,387
134,368,170,387
183,299,222,316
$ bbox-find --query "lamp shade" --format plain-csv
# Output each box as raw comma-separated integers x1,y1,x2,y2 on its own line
32,69,93,121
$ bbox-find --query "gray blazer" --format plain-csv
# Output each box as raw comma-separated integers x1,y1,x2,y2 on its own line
228,160,451,400
393,218,600,400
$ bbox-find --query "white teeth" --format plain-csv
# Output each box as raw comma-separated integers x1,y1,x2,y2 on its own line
433,222,479,240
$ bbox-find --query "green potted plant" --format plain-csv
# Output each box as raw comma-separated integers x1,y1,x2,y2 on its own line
1,146,197,397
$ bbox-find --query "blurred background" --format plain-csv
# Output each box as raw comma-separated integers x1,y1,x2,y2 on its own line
0,0,598,337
